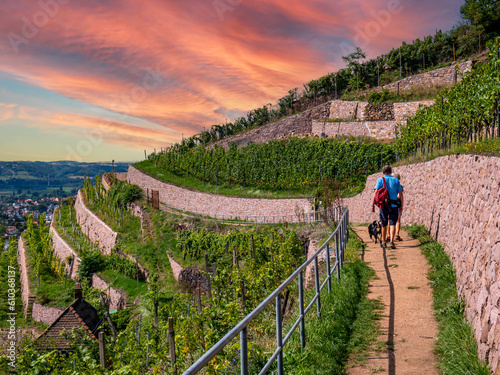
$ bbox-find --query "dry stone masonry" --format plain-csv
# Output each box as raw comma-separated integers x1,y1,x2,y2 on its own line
312,120,398,140
312,99,434,140
92,274,127,311
214,102,331,150
343,154,500,373
74,190,118,255
375,61,473,94
50,220,81,280
127,166,313,221
17,237,63,325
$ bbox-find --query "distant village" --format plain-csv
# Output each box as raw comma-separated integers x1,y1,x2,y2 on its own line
1,195,66,250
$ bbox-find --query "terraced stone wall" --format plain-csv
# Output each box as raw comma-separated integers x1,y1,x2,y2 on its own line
344,154,500,372
17,237,63,325
127,166,313,221
50,217,81,280
74,190,117,255
312,120,398,139
376,61,473,94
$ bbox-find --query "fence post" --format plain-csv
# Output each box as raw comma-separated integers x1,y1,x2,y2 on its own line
298,271,306,349
326,244,332,294
276,295,284,375
335,232,341,280
240,327,248,375
99,332,107,369
169,317,177,375
314,257,321,318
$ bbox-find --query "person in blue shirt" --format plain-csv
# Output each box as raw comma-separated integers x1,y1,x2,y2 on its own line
392,173,404,241
372,165,403,249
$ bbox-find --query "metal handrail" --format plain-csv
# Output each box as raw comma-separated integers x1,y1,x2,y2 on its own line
159,203,338,224
183,206,349,375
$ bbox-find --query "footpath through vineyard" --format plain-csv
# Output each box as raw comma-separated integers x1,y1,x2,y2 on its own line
348,227,438,375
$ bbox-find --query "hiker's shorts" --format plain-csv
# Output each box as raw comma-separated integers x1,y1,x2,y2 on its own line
380,207,398,227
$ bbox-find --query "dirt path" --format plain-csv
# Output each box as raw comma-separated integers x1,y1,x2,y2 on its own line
167,252,183,281
348,227,438,375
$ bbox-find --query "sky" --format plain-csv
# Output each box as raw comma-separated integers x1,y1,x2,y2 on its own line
0,0,464,162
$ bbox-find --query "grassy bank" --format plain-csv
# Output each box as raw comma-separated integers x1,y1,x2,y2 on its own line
405,225,490,374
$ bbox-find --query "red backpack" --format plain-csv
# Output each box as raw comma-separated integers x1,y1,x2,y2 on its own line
374,177,389,209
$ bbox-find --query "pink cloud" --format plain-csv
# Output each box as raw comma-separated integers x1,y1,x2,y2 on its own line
0,0,463,159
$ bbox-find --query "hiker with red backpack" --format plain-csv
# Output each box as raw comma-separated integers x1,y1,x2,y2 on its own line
372,165,404,249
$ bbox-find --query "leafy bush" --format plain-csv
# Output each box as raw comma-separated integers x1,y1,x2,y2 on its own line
78,251,105,282
109,181,143,208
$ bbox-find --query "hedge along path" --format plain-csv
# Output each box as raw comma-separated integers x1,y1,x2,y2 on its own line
348,227,438,375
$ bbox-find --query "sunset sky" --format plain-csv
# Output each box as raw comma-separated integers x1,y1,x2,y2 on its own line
0,0,463,162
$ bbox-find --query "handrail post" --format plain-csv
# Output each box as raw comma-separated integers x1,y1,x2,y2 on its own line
335,232,341,280
298,271,306,349
240,327,248,375
314,257,321,317
326,244,332,294
276,295,284,375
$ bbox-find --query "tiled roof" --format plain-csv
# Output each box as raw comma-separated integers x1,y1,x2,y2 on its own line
35,298,102,351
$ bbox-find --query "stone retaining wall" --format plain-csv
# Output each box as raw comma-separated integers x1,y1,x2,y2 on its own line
17,237,31,318
50,217,81,280
376,61,473,94
92,274,126,311
127,166,312,221
343,154,500,372
393,100,435,122
31,304,63,326
312,120,398,140
214,102,331,149
17,236,63,325
74,190,117,255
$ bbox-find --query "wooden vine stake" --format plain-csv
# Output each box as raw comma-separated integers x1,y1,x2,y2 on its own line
205,254,212,299
195,287,202,312
99,332,107,369
240,280,246,310
168,317,177,375
251,233,255,259
233,245,239,269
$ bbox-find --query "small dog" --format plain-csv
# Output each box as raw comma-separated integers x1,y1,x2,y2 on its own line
368,221,382,243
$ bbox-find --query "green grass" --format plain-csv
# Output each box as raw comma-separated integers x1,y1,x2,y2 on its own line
405,224,490,375
395,137,500,169
283,228,380,374
98,269,148,300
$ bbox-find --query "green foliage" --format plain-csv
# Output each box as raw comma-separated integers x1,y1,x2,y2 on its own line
139,138,396,193
461,0,500,34
368,88,397,104
83,175,139,229
25,215,65,284
108,181,143,209
396,38,500,157
406,224,490,374
78,251,106,283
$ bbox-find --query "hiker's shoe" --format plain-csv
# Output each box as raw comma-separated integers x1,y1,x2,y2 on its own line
396,235,403,241
380,242,387,249
389,242,396,249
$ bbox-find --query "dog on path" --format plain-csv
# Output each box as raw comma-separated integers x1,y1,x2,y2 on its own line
368,221,382,243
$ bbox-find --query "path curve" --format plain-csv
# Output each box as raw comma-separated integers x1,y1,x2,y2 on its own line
348,227,438,375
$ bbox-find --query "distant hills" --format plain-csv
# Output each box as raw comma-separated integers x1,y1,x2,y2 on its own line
0,161,130,196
